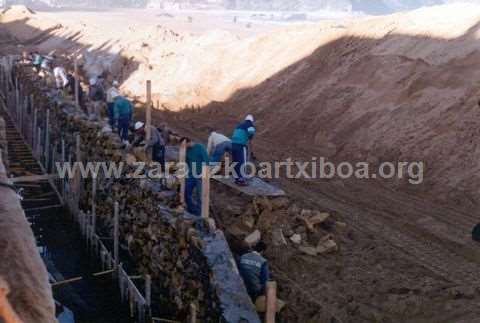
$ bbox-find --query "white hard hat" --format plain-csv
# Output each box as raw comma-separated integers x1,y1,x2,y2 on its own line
111,89,120,99
112,80,119,87
89,77,97,86
134,121,145,131
245,114,254,122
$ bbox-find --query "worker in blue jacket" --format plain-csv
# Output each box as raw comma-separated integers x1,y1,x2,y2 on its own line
113,94,133,145
238,242,270,300
231,114,256,186
181,137,209,216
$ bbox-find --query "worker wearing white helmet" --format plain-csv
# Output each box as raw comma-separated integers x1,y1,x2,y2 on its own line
106,80,120,127
230,114,256,186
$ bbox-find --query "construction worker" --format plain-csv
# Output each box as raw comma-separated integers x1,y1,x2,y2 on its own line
113,93,133,145
207,131,232,163
88,77,105,120
231,114,256,186
53,66,69,90
106,80,120,127
40,54,53,74
31,51,43,73
238,242,270,301
180,137,209,216
133,121,167,170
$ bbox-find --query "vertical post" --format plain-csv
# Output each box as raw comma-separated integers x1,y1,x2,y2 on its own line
61,139,66,199
114,201,119,271
75,133,81,213
44,108,50,168
74,58,79,106
91,176,96,241
146,80,152,141
32,107,37,149
265,281,277,323
36,127,42,159
145,275,151,307
190,303,197,323
20,95,26,137
14,78,19,122
201,164,210,219
179,141,186,205
30,94,34,144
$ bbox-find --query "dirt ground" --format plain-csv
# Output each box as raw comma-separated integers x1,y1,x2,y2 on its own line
4,3,480,322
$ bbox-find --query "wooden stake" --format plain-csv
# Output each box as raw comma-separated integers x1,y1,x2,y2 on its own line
30,94,34,145
36,127,41,159
44,108,50,169
145,275,151,307
146,80,152,141
265,281,277,323
14,77,18,121
61,139,66,199
74,58,79,106
91,176,96,238
32,107,37,149
75,133,81,213
114,201,119,271
189,303,197,323
179,141,186,205
201,164,210,219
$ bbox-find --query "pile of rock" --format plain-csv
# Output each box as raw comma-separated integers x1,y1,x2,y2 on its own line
228,195,343,257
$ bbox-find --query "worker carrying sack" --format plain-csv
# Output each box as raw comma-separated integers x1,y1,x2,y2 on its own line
472,223,480,242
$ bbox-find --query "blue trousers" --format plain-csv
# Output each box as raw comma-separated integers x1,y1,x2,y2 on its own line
118,116,130,141
107,103,114,127
185,177,202,216
152,144,166,171
231,143,247,180
211,140,232,163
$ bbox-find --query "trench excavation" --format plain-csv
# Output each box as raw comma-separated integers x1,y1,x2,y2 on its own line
0,57,262,323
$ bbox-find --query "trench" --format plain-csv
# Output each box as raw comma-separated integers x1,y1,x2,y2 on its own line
0,87,134,323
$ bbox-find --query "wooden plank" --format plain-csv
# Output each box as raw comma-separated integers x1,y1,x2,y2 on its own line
10,174,58,183
265,281,277,323
166,144,284,197
213,176,286,197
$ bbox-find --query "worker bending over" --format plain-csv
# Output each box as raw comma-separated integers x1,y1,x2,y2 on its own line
239,242,270,301
133,122,167,170
113,93,133,146
181,137,209,216
207,131,232,163
231,114,256,186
